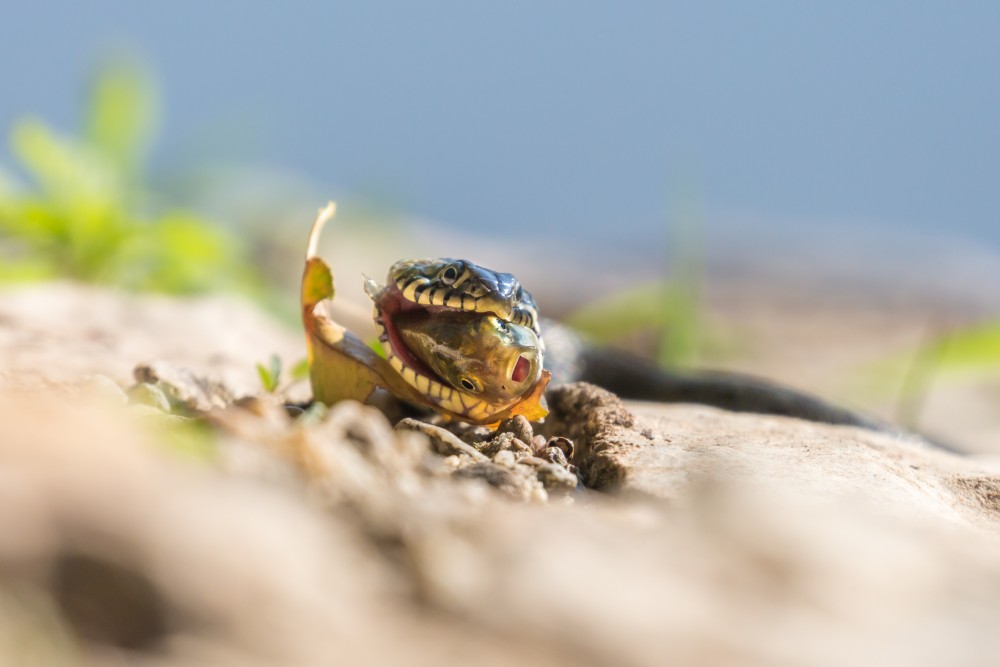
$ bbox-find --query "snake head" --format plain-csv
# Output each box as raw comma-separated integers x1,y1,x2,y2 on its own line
389,259,541,335
367,257,547,423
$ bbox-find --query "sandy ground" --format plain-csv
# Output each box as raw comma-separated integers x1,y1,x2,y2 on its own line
702,279,999,454
2,279,1000,665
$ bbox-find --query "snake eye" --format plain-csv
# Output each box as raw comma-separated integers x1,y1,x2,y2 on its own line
441,265,459,285
460,377,477,392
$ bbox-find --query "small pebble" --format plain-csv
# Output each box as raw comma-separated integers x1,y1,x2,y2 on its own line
546,436,575,461
478,432,530,458
531,435,547,452
496,415,533,446
535,463,579,491
516,456,547,467
493,450,516,468
538,446,569,468
458,425,492,445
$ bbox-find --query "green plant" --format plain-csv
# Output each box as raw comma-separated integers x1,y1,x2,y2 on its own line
855,319,1000,429
565,193,713,368
0,60,257,294
256,354,310,394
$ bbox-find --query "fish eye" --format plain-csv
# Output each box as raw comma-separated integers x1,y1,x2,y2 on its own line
496,320,509,332
460,377,477,392
441,265,459,285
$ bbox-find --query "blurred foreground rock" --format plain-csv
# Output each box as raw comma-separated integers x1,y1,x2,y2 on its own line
0,282,306,400
3,283,1000,666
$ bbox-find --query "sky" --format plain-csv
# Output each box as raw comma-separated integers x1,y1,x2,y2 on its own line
2,1,998,259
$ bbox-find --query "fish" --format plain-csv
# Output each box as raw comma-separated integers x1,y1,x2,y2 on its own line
393,309,543,405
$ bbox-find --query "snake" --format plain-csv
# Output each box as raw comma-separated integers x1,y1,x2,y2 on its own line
363,257,949,448
303,204,942,445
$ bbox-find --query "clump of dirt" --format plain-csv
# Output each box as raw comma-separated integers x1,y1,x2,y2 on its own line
541,382,636,490
125,360,583,503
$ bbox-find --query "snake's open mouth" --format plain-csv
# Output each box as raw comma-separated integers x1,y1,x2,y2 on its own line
370,281,539,418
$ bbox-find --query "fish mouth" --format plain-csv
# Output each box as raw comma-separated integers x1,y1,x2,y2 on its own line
371,282,535,416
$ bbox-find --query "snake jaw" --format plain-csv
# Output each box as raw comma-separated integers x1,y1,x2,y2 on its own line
370,282,508,421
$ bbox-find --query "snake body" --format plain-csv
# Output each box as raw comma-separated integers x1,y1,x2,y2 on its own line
364,256,938,446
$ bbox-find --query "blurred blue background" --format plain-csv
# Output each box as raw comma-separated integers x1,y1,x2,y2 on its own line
2,1,998,265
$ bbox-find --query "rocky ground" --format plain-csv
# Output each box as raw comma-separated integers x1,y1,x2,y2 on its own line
2,282,1000,666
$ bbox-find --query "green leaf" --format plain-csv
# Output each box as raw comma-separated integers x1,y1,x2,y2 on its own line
85,60,158,179
11,119,117,205
0,59,261,297
256,354,282,393
936,322,1000,370
564,281,670,340
564,280,704,367
290,358,310,381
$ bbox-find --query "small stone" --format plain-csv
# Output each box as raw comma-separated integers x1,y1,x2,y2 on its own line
127,383,171,413
535,463,579,492
546,436,575,461
133,362,233,413
479,432,531,458
496,415,533,446
516,456,547,467
493,450,516,468
538,446,569,468
529,486,549,503
531,435,547,452
453,461,521,495
458,425,493,445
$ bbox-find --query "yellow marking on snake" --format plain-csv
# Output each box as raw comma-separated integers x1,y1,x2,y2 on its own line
446,294,463,309
403,278,427,302
430,289,447,306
